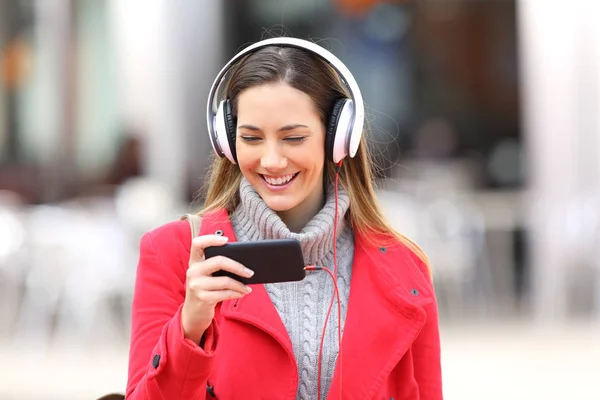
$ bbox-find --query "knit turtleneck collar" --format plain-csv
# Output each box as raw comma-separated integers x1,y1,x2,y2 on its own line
230,176,351,265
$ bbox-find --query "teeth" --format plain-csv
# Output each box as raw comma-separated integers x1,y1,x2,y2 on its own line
264,174,295,185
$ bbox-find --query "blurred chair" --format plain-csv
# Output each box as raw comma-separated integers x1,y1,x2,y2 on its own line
51,196,134,349
0,191,28,339
11,197,132,351
542,192,600,320
417,194,494,319
377,186,494,319
12,204,83,349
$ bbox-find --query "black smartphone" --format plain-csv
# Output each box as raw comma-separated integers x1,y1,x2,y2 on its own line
204,239,306,285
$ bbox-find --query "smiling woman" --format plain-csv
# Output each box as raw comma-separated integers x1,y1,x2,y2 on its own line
125,37,441,400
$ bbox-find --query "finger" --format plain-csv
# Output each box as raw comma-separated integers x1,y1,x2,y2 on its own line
189,255,254,279
194,289,247,305
191,276,252,296
189,234,229,264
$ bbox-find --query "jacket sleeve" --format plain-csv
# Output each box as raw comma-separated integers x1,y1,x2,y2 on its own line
411,262,443,399
125,227,219,399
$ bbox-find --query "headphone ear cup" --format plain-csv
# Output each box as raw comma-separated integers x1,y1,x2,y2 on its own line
223,98,238,163
326,99,348,163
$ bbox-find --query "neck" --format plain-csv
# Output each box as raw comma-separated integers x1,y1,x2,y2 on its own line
276,187,325,233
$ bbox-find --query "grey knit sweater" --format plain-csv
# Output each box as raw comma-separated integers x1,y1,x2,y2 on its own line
230,177,355,400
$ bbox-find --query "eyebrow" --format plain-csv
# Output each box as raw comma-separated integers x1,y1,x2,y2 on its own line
238,123,309,132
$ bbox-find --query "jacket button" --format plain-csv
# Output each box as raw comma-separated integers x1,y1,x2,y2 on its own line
152,354,161,369
207,385,216,398
379,247,387,252
411,288,419,296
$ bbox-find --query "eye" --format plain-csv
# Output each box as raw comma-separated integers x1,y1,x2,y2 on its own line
284,137,306,143
239,136,261,143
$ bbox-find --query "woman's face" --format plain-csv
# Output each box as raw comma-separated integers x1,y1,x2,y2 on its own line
235,82,326,224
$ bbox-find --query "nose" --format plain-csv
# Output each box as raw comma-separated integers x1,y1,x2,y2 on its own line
260,142,287,171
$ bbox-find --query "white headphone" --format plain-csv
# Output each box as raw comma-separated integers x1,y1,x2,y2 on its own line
206,37,365,165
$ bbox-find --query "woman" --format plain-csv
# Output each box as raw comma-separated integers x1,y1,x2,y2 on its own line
126,37,442,400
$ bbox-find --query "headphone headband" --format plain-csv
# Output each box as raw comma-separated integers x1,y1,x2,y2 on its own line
206,37,365,160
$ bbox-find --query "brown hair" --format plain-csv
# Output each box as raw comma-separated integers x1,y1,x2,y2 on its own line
199,44,430,273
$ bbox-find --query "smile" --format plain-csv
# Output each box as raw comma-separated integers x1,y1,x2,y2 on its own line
260,173,299,186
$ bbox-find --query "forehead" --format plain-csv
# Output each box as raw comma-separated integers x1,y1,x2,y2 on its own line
236,83,320,124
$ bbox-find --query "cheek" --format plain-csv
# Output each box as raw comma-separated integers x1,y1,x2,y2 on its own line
302,141,325,171
236,146,258,171
303,152,324,172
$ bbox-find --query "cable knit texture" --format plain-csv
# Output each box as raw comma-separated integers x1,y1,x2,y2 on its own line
230,177,354,400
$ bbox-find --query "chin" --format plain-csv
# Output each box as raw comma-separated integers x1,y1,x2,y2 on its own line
263,197,299,213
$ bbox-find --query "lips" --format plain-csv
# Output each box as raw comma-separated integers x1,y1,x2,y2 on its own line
260,172,299,186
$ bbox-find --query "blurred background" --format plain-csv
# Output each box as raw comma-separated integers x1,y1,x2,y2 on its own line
1,0,599,399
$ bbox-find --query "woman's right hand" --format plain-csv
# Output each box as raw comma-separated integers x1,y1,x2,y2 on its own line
181,234,254,344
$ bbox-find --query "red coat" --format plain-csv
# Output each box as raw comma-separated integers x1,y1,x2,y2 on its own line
126,209,443,399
